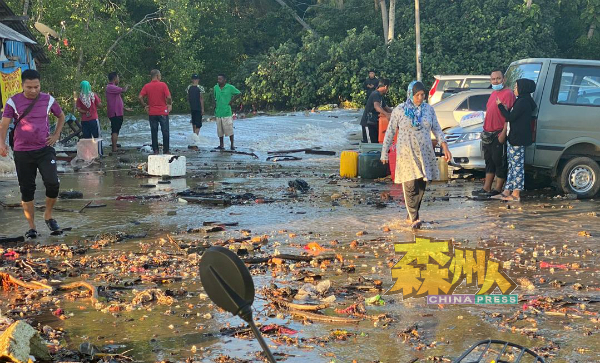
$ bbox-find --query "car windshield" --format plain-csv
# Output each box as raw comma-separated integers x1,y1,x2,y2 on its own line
505,63,542,89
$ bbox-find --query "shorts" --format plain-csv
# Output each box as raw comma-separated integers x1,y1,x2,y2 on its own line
110,116,124,134
216,116,234,137
81,119,100,139
191,110,202,128
483,134,507,179
13,146,60,202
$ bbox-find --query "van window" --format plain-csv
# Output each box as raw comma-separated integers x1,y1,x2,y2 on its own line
552,65,600,106
505,63,542,89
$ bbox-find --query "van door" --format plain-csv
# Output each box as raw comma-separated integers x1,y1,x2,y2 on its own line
534,63,600,168
505,61,547,165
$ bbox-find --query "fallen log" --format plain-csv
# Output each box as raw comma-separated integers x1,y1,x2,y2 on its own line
268,296,329,311
211,149,259,159
78,201,93,213
242,253,336,264
180,196,232,206
0,236,25,243
304,150,336,156
290,310,362,323
57,281,100,303
0,273,53,291
266,155,302,162
267,148,313,155
203,221,239,227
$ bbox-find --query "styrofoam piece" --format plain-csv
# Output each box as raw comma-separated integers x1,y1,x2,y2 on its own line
147,154,186,177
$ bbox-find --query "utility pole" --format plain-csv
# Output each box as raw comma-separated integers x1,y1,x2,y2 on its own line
415,0,422,81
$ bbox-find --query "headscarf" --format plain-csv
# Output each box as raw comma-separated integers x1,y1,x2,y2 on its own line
516,78,537,109
403,81,427,129
79,81,94,109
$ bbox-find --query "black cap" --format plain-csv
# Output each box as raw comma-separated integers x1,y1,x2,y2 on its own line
191,74,200,79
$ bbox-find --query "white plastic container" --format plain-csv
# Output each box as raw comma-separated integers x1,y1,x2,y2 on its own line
147,154,186,177
76,138,103,161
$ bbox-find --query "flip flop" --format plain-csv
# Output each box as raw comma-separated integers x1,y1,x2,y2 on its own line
25,229,38,239
214,146,224,150
502,195,521,202
45,218,60,232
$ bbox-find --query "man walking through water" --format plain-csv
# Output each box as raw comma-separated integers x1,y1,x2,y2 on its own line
139,69,172,154
473,69,516,197
214,74,240,150
106,72,132,152
0,69,65,238
187,74,205,135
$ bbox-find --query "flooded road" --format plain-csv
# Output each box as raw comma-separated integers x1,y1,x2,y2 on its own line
1,111,599,363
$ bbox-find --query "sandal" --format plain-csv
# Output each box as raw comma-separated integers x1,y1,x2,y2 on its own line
214,146,224,150
491,193,509,200
502,195,521,202
25,229,38,239
45,218,61,232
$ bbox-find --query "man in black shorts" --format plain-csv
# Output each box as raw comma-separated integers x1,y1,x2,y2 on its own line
106,72,131,152
186,74,205,135
0,69,65,238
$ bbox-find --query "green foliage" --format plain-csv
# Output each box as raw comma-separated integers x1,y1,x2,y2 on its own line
4,0,599,112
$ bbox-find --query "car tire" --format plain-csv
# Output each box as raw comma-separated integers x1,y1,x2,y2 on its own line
558,156,600,198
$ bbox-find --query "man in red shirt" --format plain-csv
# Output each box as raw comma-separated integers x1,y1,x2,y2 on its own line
138,69,172,154
475,70,516,197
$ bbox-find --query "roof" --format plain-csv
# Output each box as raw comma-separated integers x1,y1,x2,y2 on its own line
510,58,600,67
434,75,489,80
0,22,35,43
0,0,48,63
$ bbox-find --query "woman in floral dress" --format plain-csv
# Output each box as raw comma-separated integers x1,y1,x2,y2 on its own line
381,81,452,229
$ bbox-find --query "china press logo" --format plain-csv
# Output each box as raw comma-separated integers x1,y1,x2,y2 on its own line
385,237,518,304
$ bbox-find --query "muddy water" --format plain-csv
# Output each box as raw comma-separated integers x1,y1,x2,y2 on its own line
1,111,599,362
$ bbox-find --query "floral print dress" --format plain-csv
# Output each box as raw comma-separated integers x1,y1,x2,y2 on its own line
381,103,446,184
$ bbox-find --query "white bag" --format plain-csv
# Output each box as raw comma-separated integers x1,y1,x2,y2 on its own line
459,111,485,128
76,137,103,161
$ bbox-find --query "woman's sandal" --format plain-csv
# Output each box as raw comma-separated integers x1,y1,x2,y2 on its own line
490,193,508,200
502,195,521,202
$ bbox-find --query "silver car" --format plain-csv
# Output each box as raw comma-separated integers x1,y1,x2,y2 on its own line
446,123,485,170
432,89,493,131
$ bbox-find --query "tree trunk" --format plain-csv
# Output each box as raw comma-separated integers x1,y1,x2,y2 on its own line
588,23,596,39
273,0,319,37
22,0,30,16
388,0,396,43
379,0,389,44
526,0,532,8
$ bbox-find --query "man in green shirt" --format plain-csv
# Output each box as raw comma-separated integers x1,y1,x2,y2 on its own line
214,74,241,150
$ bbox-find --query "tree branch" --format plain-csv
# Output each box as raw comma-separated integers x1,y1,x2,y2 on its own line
100,11,163,67
272,0,319,37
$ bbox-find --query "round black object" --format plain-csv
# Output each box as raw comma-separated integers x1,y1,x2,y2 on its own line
199,246,255,318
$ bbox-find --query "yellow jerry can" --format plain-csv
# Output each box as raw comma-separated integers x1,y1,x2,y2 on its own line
340,150,359,178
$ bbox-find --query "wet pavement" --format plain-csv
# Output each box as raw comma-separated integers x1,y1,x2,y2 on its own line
1,110,599,363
